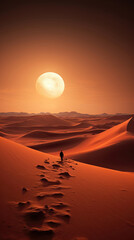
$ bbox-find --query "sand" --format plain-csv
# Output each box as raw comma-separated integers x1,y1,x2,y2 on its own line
0,114,134,240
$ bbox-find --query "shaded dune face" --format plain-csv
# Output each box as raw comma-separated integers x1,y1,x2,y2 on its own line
20,127,93,140
0,131,6,137
85,117,133,149
67,117,134,171
127,117,134,134
29,136,87,152
69,139,134,171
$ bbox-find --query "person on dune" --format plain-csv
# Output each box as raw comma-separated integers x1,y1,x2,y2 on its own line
60,150,64,162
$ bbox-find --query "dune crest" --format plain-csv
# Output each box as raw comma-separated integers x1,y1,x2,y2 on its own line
67,118,134,171
87,117,134,149
127,117,134,134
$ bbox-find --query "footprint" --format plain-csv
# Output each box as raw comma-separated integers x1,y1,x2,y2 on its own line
40,174,45,177
51,202,68,210
120,189,127,192
56,212,71,223
24,210,45,227
36,165,46,170
70,166,75,170
28,228,54,240
47,220,61,228
40,177,61,186
59,172,71,178
46,208,55,215
59,176,64,179
36,194,46,200
44,205,55,214
51,186,71,190
52,164,60,169
18,201,31,209
51,193,64,198
36,192,64,200
44,159,50,164
57,160,64,165
22,187,28,193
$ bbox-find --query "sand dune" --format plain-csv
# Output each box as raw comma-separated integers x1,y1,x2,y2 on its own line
88,117,134,148
29,136,86,152
127,117,134,134
19,126,99,140
1,116,134,172
0,115,79,135
27,118,134,171
72,120,91,129
67,117,134,171
93,121,120,129
108,114,133,120
0,115,27,123
21,130,65,139
0,131,7,137
0,114,75,131
1,115,122,137
0,130,13,139
1,136,134,240
5,114,74,127
1,116,93,135
68,138,134,171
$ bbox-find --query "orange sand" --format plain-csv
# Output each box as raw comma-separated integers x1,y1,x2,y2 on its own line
0,114,134,240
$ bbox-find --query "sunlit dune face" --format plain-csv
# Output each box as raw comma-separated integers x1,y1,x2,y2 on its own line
36,72,65,99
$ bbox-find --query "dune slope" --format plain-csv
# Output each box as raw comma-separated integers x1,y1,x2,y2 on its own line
1,137,134,240
26,118,134,171
67,118,134,171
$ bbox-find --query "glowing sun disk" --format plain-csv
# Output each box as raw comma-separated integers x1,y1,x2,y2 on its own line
36,72,65,99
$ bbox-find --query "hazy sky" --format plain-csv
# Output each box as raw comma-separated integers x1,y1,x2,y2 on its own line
0,0,133,114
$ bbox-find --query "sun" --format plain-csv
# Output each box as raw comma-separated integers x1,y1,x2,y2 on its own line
36,72,65,99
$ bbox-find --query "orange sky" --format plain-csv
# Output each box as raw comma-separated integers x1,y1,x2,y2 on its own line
0,1,133,114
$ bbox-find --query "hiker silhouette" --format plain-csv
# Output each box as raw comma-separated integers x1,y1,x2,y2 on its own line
60,150,64,161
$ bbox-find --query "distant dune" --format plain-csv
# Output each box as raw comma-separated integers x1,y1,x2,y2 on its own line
29,136,86,152
0,131,6,137
0,114,78,134
19,126,102,140
0,131,10,138
108,114,133,120
4,114,74,127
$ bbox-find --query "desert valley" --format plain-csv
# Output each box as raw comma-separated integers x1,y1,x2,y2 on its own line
1,113,134,240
